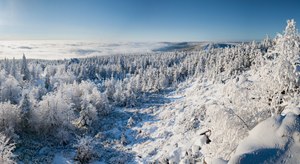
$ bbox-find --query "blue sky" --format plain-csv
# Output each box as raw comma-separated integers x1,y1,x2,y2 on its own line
0,0,300,42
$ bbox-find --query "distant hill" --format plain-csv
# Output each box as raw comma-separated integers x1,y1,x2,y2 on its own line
154,42,238,52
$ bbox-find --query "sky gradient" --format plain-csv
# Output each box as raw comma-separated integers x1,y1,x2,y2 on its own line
1,0,300,42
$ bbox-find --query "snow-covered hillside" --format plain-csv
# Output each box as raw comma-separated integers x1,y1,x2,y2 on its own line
0,19,299,164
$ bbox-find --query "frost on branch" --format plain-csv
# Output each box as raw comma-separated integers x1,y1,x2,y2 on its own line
0,133,16,164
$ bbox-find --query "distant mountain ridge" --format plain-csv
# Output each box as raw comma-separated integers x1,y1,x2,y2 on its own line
154,42,239,52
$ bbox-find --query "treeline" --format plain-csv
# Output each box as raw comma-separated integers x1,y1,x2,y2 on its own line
0,39,271,139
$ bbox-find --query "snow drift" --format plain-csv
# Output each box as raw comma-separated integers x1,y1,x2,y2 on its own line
229,111,300,164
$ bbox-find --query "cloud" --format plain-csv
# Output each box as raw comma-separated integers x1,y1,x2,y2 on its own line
18,46,34,49
70,49,102,56
0,40,168,60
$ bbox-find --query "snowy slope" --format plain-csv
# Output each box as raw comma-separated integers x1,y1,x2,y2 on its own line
121,61,300,163
125,77,300,164
229,112,300,164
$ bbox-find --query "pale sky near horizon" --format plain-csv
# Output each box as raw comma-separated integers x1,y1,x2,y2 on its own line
1,0,300,42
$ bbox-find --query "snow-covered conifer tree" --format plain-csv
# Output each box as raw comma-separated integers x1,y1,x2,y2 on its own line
18,94,31,128
20,54,30,81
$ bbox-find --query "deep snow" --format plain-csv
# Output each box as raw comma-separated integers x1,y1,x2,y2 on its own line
50,77,300,163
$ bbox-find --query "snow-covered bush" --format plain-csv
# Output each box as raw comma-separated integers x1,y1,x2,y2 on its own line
113,81,127,107
201,103,248,161
49,66,76,88
55,127,73,145
31,81,112,132
222,76,271,128
31,92,74,135
60,81,111,117
0,75,22,104
28,86,47,104
74,136,98,164
0,102,20,132
104,78,116,101
87,86,111,116
75,103,98,129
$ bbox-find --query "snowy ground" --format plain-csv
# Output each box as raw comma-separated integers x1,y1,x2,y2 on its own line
84,77,300,164
10,64,300,164
48,72,298,163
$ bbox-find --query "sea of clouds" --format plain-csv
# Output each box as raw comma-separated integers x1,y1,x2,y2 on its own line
0,40,169,60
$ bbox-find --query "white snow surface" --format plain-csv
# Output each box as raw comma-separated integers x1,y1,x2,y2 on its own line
229,112,300,164
124,77,300,163
120,78,248,163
